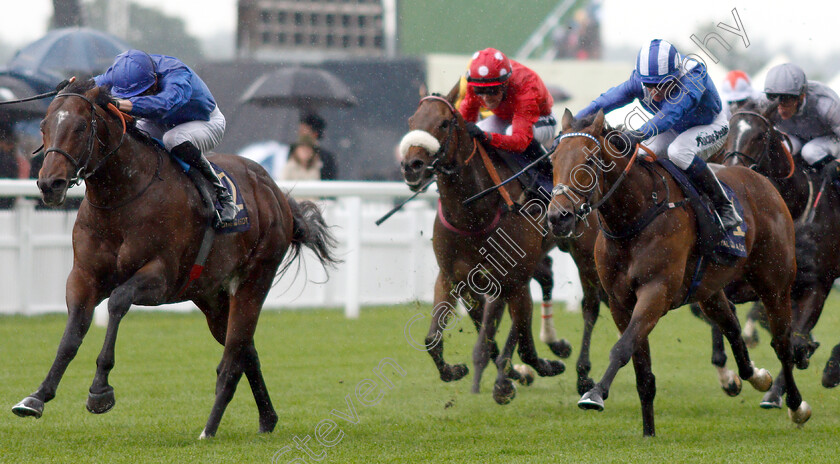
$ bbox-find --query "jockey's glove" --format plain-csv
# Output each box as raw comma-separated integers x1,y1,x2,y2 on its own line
609,130,645,156
466,122,489,143
820,158,840,181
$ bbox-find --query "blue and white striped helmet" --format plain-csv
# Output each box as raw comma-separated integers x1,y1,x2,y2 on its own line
635,39,681,84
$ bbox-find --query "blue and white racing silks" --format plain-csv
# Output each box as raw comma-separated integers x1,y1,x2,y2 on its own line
95,54,217,129
575,59,722,139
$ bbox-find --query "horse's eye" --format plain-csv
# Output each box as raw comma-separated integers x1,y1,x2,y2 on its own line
440,120,450,129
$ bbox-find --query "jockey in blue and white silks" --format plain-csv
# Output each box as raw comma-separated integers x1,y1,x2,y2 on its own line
575,39,741,231
95,49,237,225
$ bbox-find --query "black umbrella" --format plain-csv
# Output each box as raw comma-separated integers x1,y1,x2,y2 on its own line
240,67,358,109
7,27,130,88
0,74,50,120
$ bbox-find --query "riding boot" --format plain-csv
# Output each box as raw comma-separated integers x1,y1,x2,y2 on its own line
814,156,840,183
684,156,742,231
171,141,239,224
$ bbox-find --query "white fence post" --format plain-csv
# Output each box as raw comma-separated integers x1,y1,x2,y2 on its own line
15,197,34,315
342,196,362,319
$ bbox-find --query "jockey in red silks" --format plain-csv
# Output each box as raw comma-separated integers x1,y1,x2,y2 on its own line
720,70,761,116
459,48,557,200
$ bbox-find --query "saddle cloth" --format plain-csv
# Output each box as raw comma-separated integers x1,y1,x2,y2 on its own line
657,159,747,265
170,155,251,234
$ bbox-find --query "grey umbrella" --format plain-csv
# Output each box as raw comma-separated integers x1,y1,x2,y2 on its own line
0,74,50,120
240,67,358,109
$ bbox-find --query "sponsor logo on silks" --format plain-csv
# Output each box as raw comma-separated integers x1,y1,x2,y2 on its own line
695,125,729,147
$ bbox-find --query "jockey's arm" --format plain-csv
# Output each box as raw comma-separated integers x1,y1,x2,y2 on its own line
576,72,640,120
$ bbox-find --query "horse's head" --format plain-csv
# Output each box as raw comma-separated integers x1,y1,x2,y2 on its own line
548,109,613,237
37,80,124,206
399,85,468,192
722,100,788,175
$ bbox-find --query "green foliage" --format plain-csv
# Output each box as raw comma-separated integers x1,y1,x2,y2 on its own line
0,300,838,462
83,0,204,68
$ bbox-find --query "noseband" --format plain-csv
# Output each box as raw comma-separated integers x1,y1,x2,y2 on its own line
44,92,126,186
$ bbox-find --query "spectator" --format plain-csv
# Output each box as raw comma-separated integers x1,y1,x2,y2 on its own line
299,112,338,180
281,135,322,181
0,120,30,208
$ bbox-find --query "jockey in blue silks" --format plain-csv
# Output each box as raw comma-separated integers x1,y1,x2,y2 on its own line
576,39,742,231
94,49,237,224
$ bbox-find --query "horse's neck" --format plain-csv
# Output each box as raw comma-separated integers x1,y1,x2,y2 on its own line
436,148,505,230
83,137,161,208
597,151,657,230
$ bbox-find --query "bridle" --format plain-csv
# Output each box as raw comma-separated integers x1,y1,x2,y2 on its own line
415,95,462,176
722,111,788,174
550,131,641,220
43,92,127,187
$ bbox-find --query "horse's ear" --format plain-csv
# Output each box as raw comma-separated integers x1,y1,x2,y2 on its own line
591,110,605,134
445,80,460,105
418,83,429,98
762,99,779,119
561,108,574,131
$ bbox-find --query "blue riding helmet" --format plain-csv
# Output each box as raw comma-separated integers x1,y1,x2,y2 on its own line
635,39,681,84
108,49,157,98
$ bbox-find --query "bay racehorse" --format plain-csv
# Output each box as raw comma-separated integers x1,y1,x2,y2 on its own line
11,80,339,438
401,87,587,403
711,101,840,402
548,109,810,436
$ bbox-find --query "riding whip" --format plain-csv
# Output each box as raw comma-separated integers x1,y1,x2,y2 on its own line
375,178,435,226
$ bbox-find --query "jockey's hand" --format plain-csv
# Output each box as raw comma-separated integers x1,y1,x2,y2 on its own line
820,158,840,181
609,130,645,156
465,122,489,143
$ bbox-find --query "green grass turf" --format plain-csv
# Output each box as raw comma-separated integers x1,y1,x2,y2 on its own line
0,297,839,463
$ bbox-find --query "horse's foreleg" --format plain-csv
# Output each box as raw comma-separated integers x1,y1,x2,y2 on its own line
86,263,168,415
579,284,667,425
534,255,572,358
426,273,468,382
472,297,504,394
12,269,103,419
576,283,600,395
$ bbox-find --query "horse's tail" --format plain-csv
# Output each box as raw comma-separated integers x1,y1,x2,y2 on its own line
283,197,341,275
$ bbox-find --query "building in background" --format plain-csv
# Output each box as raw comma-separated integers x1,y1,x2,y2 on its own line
236,0,397,60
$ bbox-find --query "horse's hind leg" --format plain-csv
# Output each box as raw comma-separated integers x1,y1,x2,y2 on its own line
86,264,169,414
761,288,810,423
12,270,103,419
742,302,765,348
511,288,565,379
698,293,771,396
472,297,504,394
823,343,840,388
201,268,278,439
534,254,572,358
632,337,656,437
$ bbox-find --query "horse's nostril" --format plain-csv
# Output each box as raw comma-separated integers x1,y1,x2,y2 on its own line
408,159,425,172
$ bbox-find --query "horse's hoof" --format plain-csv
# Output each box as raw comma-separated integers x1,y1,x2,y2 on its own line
513,364,536,386
721,371,742,397
11,397,44,418
547,339,573,359
86,388,115,414
492,380,517,405
440,364,468,382
577,377,595,396
788,401,811,425
747,368,772,392
759,390,783,409
822,356,840,388
578,389,605,411
793,347,811,370
199,430,213,440
259,412,278,433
